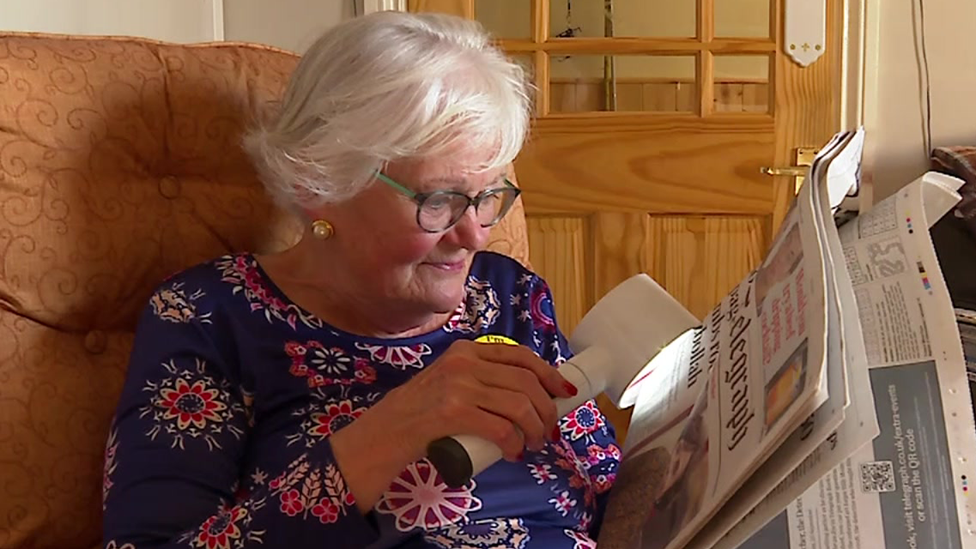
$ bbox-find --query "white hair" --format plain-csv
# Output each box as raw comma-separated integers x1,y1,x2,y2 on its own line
243,11,534,214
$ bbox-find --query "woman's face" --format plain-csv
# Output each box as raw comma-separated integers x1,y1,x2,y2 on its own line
314,149,507,321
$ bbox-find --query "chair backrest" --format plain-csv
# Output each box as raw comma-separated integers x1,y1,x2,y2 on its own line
0,32,530,549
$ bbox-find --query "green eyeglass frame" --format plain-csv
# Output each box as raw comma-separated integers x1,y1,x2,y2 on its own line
374,171,521,233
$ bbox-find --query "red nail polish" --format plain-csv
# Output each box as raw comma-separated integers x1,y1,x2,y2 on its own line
551,425,561,441
563,381,579,397
516,451,524,461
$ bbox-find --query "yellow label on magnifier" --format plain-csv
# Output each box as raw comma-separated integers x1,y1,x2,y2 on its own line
475,334,518,345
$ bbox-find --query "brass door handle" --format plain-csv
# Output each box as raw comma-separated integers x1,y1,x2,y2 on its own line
760,166,808,176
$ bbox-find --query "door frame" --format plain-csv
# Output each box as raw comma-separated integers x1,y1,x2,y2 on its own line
210,0,225,41
361,0,408,13
842,0,882,208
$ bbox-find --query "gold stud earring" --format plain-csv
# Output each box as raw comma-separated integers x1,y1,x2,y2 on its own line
311,219,334,240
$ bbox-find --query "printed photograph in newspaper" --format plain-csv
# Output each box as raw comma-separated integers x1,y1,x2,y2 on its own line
640,387,711,549
754,223,804,315
765,339,810,433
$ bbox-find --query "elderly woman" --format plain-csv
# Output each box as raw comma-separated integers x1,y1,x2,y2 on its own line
102,10,620,549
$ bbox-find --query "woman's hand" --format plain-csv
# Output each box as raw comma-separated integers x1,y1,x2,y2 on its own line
391,339,578,460
330,340,577,512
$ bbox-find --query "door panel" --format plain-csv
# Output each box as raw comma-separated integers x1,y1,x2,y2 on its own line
527,216,589,332
645,215,767,319
517,118,775,215
409,0,842,444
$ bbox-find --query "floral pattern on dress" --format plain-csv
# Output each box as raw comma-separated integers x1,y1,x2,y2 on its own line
104,251,619,548
444,275,500,334
527,438,595,526
180,499,266,549
583,443,621,467
102,426,119,510
307,400,366,439
551,439,594,502
286,390,381,448
527,282,557,336
285,341,377,388
536,431,618,514
103,541,136,549
426,518,530,549
216,254,321,330
139,358,244,450
376,460,483,532
549,491,578,517
513,275,567,363
563,529,597,549
561,401,606,441
160,378,226,430
150,281,211,324
267,454,356,526
584,443,620,493
355,342,432,370
528,462,558,485
591,473,616,495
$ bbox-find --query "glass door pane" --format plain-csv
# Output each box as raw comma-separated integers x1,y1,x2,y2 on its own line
549,0,694,38
715,0,771,37
550,54,697,113
475,0,532,40
713,55,770,113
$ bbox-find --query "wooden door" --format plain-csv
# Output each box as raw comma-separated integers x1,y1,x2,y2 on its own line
408,0,842,444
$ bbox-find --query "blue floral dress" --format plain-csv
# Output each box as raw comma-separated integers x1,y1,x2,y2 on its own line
101,251,620,549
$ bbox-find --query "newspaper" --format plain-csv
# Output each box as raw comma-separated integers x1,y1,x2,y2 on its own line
598,134,838,549
593,129,976,549
733,170,976,549
688,129,881,549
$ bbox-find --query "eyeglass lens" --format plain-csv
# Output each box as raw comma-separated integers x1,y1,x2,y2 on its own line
418,189,517,231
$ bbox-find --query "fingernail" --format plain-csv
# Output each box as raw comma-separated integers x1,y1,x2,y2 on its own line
551,425,561,441
516,451,524,461
563,381,579,397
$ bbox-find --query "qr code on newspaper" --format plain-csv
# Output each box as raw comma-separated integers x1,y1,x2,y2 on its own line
860,460,896,493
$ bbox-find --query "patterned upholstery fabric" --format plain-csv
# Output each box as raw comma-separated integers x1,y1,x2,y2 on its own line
931,146,976,239
929,146,976,312
0,32,530,549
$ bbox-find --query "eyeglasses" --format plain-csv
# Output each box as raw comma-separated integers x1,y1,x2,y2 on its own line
375,171,522,233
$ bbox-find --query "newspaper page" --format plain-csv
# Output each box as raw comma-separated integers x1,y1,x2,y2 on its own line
598,173,833,549
736,172,976,549
693,129,882,549
826,127,867,227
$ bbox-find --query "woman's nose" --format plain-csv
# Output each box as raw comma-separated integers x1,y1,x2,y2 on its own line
445,207,489,249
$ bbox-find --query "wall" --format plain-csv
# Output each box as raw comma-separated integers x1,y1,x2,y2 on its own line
0,0,355,53
0,0,221,42
869,0,976,202
223,0,355,53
